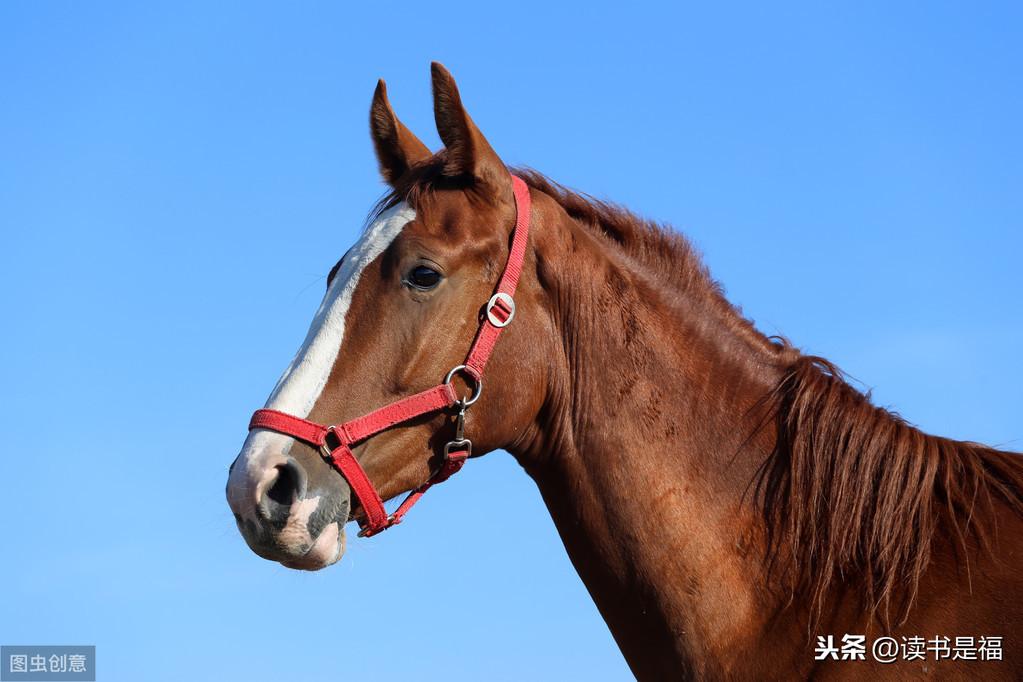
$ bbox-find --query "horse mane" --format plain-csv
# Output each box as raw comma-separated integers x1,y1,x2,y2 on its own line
512,169,718,297
382,161,1023,622
753,356,1023,623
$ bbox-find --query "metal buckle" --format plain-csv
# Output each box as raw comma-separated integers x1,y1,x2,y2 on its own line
444,364,483,407
443,438,472,460
357,514,397,538
319,425,341,460
486,292,516,327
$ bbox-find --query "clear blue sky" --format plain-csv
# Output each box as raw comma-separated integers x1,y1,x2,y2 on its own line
1,3,1020,680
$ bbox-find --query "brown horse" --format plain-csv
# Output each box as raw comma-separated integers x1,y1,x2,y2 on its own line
226,64,1023,679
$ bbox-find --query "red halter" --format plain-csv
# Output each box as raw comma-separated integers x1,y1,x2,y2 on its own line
248,175,531,537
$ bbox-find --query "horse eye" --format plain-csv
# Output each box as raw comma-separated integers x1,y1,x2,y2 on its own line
405,265,442,290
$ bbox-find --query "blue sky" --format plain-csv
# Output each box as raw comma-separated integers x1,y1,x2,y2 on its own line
1,3,1020,680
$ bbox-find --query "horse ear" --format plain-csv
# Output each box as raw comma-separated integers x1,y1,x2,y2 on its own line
370,79,431,185
431,62,510,195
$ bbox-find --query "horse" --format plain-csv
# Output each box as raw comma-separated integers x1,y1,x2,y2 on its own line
226,63,1023,680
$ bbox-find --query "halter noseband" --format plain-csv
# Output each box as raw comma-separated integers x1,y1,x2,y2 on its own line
248,175,531,537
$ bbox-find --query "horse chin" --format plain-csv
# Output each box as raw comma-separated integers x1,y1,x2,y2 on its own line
280,521,345,571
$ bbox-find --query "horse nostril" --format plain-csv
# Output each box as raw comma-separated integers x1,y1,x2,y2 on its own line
262,458,308,512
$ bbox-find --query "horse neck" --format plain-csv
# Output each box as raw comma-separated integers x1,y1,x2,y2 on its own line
508,203,798,677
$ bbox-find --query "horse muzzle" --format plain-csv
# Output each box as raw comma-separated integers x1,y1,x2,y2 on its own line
226,445,351,571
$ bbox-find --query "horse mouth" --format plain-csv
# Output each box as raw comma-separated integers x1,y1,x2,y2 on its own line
279,521,345,571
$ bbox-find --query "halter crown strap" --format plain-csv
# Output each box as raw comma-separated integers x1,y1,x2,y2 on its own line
249,175,532,537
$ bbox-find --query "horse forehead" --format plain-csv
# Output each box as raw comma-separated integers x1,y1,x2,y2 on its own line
347,202,418,271
260,201,417,413
411,190,498,237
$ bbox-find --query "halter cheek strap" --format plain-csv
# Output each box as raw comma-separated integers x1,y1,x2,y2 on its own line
248,175,532,537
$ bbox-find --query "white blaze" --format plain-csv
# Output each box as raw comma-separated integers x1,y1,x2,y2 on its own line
228,202,416,518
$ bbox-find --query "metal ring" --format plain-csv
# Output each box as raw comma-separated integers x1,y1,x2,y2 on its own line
319,425,340,459
486,292,516,328
444,364,483,407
